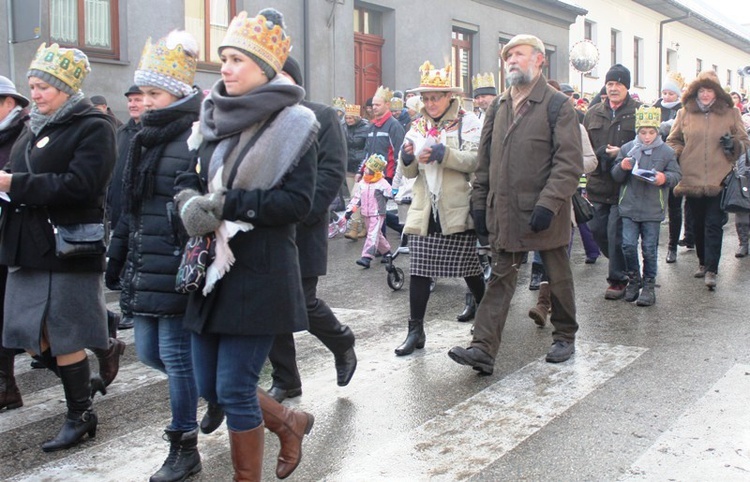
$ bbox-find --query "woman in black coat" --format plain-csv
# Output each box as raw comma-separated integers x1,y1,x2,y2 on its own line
0,43,115,451
174,9,317,480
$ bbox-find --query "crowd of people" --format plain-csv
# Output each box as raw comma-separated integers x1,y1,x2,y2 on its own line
0,6,749,482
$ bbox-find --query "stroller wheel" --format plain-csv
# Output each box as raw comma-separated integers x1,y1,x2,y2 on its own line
387,267,405,291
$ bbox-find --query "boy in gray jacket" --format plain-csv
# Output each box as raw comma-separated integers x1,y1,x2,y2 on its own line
612,106,681,306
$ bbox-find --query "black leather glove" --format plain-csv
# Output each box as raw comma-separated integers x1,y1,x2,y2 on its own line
472,210,489,246
529,206,554,233
105,257,124,291
720,133,734,154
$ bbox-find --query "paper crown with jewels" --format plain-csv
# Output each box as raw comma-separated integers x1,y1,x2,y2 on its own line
28,43,90,93
373,85,393,102
408,61,462,94
365,153,387,173
390,97,404,110
345,104,361,117
332,96,347,110
472,72,497,97
135,32,198,97
635,106,662,130
220,10,291,74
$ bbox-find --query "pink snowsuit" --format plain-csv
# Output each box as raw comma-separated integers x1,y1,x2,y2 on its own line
348,177,392,259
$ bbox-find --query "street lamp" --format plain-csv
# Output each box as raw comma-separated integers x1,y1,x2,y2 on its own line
570,40,599,97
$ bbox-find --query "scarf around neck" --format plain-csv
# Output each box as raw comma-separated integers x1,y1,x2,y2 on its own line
123,89,201,213
29,91,85,135
627,135,665,168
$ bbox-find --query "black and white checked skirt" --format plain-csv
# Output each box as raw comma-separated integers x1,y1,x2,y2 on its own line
408,232,482,278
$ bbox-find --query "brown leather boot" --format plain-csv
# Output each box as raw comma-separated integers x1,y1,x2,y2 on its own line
0,348,23,410
528,282,551,327
91,338,126,387
257,389,315,479
229,425,264,482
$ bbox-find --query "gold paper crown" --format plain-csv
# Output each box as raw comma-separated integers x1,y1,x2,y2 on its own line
472,72,496,90
667,71,686,89
365,153,387,173
137,36,198,87
332,96,347,110
374,85,393,102
418,61,453,89
29,43,89,93
390,97,404,110
220,11,291,73
635,106,661,130
345,104,361,117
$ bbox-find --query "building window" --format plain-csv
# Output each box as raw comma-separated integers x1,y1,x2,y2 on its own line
452,28,472,96
633,37,643,86
498,38,507,93
712,64,718,73
696,58,702,77
354,6,382,35
610,29,620,66
49,0,119,59
185,0,237,65
584,21,593,41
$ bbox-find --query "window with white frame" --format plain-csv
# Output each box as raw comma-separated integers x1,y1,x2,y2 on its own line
50,0,119,59
185,0,237,65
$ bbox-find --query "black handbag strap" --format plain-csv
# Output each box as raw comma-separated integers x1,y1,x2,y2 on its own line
225,110,281,189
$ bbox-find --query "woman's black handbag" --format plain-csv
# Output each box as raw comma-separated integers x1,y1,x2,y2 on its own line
572,190,594,224
720,168,750,213
53,223,107,258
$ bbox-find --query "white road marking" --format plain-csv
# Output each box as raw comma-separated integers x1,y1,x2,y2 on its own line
620,363,750,481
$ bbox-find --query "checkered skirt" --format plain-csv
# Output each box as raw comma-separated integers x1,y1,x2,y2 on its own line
408,232,482,278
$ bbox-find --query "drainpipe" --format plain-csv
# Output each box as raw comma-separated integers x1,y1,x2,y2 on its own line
658,13,690,92
303,0,310,99
6,0,15,84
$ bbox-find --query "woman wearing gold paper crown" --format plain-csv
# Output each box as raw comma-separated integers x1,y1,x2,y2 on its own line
0,43,115,451
394,61,485,356
174,8,316,481
104,30,204,482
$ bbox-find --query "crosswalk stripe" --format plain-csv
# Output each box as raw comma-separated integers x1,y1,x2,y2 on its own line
325,341,647,481
620,363,750,481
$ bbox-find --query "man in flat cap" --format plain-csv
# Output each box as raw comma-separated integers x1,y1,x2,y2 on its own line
448,34,583,372
583,64,641,301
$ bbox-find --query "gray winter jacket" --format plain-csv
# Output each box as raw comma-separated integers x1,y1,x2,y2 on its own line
611,140,681,222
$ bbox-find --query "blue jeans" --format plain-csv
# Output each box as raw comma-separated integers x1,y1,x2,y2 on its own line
621,218,660,280
134,315,197,432
589,202,627,283
191,332,274,431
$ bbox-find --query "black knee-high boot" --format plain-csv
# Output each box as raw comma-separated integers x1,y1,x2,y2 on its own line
32,349,59,376
41,358,97,452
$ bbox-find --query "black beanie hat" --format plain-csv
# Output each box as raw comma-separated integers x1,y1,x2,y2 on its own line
605,64,631,89
282,57,304,87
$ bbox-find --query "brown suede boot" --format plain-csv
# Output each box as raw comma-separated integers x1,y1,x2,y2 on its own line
0,348,22,410
257,389,315,479
528,282,550,327
229,425,264,482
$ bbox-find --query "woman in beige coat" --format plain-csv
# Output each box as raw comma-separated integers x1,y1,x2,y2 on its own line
394,62,484,356
667,70,750,288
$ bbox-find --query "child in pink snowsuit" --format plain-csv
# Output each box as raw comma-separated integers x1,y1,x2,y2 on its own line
347,154,392,268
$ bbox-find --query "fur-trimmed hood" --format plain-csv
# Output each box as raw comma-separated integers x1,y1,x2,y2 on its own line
681,70,734,115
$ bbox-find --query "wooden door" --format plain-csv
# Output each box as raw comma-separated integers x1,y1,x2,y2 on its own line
354,32,384,108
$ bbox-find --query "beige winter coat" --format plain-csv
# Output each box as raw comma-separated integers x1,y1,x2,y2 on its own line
399,99,482,236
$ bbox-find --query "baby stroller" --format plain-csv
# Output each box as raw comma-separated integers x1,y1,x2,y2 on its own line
383,231,437,292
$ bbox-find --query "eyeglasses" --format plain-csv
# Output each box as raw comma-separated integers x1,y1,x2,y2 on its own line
421,94,447,103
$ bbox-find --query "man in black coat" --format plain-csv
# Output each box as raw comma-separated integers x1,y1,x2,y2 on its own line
266,58,357,402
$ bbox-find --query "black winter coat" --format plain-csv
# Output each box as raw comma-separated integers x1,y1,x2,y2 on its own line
107,118,141,230
297,101,346,278
0,100,115,272
583,94,641,204
345,118,369,174
176,111,318,336
0,110,28,169
108,127,196,317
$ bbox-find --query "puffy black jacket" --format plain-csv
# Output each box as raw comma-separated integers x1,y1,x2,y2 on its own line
107,118,141,230
345,118,369,174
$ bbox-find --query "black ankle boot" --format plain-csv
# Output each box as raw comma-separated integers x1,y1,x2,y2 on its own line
529,262,544,291
150,428,202,482
394,319,425,356
42,358,97,452
456,292,476,322
32,349,59,377
199,402,225,434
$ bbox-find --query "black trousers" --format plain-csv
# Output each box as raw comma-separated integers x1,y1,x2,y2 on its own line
268,276,355,389
667,189,694,249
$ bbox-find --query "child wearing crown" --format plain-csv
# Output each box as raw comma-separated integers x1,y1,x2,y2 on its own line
611,106,681,306
346,154,393,268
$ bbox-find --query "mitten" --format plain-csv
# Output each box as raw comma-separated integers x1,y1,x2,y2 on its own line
529,206,554,233
176,189,221,237
400,141,416,165
428,143,446,163
105,257,124,291
720,133,734,154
